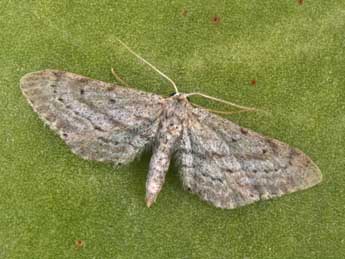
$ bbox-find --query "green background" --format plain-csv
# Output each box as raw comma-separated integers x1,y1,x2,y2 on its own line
1,0,344,258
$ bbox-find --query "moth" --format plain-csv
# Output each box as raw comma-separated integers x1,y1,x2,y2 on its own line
20,42,322,209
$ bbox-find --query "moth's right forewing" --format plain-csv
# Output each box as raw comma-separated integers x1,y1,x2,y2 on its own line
177,107,322,209
20,70,164,165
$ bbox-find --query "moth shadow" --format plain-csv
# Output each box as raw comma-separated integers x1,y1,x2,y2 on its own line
121,149,152,200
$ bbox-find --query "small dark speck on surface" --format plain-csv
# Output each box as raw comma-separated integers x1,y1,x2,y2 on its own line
75,240,85,249
251,79,257,86
181,9,188,16
211,16,221,25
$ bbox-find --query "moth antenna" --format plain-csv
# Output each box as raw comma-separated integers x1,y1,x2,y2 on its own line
116,38,179,94
186,92,269,114
186,92,258,111
111,67,131,88
191,102,258,115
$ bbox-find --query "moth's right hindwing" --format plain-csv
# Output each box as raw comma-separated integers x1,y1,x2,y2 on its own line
20,70,163,165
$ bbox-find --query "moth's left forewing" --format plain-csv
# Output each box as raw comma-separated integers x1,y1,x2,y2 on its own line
20,70,164,165
176,107,322,209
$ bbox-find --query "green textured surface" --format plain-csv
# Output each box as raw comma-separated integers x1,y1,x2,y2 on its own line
1,1,344,258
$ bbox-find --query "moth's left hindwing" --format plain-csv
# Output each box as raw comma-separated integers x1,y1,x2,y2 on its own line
20,70,163,165
177,107,322,209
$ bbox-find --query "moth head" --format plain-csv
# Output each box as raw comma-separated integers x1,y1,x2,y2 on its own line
169,92,190,102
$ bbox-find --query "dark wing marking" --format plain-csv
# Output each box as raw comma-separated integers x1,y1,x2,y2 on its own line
20,70,163,165
177,107,322,209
